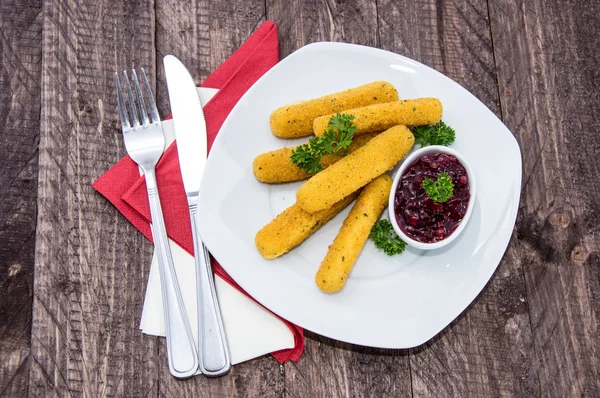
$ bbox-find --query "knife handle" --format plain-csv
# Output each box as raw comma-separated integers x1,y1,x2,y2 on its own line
146,169,198,378
189,204,231,377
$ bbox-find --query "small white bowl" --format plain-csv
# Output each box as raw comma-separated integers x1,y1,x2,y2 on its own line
388,145,476,250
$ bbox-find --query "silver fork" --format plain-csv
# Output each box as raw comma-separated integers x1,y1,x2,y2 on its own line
115,69,198,378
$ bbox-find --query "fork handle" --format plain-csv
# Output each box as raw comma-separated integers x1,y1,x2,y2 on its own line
189,203,231,377
146,169,198,378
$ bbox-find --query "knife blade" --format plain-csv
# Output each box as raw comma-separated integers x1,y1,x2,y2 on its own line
163,55,231,377
163,58,207,195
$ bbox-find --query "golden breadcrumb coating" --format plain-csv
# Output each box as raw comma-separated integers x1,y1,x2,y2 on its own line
296,125,414,213
270,81,398,138
313,98,442,137
255,193,359,259
252,133,378,183
315,174,392,293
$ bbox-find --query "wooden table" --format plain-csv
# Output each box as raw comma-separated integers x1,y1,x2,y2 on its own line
2,0,599,396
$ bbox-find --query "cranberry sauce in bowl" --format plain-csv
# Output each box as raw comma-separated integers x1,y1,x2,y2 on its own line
394,152,469,242
388,146,476,250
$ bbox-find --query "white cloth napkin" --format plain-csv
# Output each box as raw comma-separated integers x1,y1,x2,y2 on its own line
139,88,295,368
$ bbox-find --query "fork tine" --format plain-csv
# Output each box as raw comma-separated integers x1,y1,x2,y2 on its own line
123,71,140,128
131,70,149,126
140,68,160,124
115,73,131,130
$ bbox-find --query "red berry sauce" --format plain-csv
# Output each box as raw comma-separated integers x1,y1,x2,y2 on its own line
394,152,470,243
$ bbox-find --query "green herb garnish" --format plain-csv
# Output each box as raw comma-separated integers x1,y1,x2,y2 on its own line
422,172,454,202
290,113,356,174
412,121,456,147
370,220,406,256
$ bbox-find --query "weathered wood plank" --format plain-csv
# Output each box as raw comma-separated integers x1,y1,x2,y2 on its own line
29,1,160,396
377,0,540,396
490,0,600,396
268,0,379,59
286,332,411,398
0,1,42,397
153,1,285,395
266,2,413,397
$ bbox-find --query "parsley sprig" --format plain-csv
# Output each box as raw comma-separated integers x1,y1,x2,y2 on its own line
422,172,454,202
290,113,356,174
412,121,456,147
370,220,406,256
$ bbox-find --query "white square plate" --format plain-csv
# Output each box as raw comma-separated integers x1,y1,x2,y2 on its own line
197,42,522,348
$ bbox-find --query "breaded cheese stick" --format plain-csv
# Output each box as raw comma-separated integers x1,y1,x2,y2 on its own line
313,98,442,137
297,125,414,213
316,175,392,293
252,133,378,183
255,193,359,259
270,81,398,138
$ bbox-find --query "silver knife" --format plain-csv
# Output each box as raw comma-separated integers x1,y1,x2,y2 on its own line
163,55,231,377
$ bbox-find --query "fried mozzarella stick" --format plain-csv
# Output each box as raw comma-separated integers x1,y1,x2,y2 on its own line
255,193,359,260
316,175,392,293
253,133,378,183
313,98,442,137
270,81,398,138
297,125,414,213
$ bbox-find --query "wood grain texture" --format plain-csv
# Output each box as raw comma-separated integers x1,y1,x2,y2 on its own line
285,332,412,398
490,0,600,396
0,1,41,397
377,1,539,397
29,1,160,396
153,1,285,395
267,0,378,59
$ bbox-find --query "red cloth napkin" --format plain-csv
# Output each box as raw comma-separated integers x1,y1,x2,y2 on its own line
93,21,303,363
